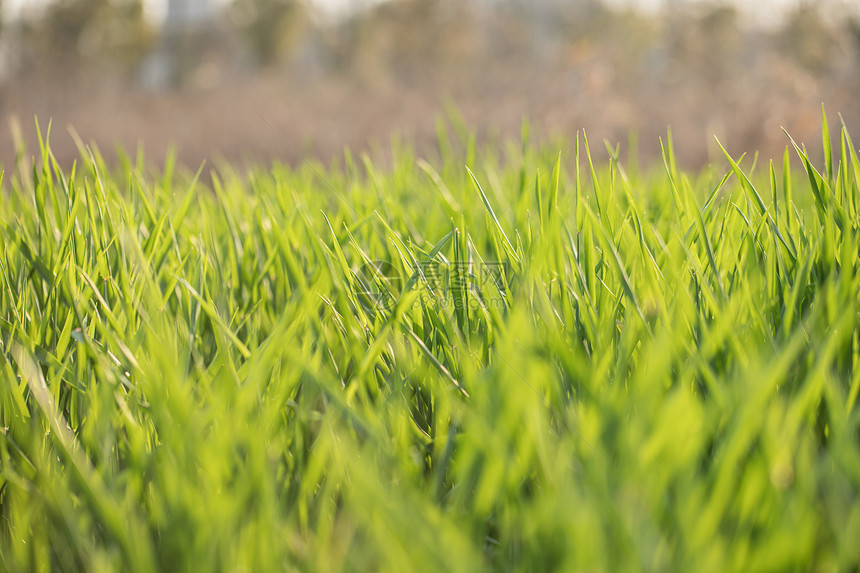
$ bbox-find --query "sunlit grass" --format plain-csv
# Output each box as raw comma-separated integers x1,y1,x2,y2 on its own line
1,110,859,572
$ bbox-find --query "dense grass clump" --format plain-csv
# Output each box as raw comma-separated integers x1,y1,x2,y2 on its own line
1,113,860,572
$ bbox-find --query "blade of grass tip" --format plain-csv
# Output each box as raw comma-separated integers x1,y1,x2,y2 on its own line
321,211,355,288
172,163,206,232
548,151,562,223
702,162,738,217
8,116,29,188
373,211,413,260
519,119,530,196
834,157,846,221
688,183,727,302
838,114,860,220
839,122,854,220
666,128,679,180
659,138,687,221
805,134,851,232
606,140,620,210
770,159,778,228
782,146,795,236
717,136,797,261
160,145,177,197
34,116,51,167
627,130,640,176
417,160,461,215
46,153,69,228
822,104,834,184
32,119,53,240
49,189,83,280
782,128,829,221
660,132,688,217
466,166,520,265
715,137,768,216
211,171,245,260
466,132,477,173
582,130,612,234
147,164,205,276
765,158,798,264
575,131,582,230
605,143,652,273
131,169,158,226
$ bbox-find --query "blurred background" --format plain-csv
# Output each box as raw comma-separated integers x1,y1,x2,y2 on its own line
0,0,859,170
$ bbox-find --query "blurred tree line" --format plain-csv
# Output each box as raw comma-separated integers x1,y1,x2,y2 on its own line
0,0,858,88
12,0,154,70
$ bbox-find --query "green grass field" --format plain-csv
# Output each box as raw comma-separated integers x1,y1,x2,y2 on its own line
1,112,860,572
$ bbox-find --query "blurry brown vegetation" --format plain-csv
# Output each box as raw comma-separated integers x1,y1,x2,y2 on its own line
0,0,859,170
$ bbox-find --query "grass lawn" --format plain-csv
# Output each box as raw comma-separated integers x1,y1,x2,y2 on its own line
1,112,860,571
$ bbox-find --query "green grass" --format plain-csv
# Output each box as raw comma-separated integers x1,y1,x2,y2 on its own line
1,111,860,572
